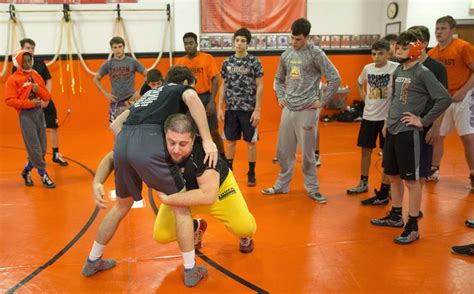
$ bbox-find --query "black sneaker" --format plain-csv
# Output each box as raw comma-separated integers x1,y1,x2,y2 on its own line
361,189,390,206
451,244,474,256
247,172,256,187
465,219,474,228
41,174,56,188
53,152,69,166
21,169,34,186
370,212,404,227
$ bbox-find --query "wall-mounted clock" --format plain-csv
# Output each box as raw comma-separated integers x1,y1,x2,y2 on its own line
387,2,399,19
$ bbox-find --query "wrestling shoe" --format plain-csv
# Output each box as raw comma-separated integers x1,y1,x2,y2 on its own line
361,189,390,206
370,211,404,227
21,169,34,186
465,219,474,228
315,154,321,167
239,237,254,253
82,256,116,277
347,180,368,195
308,192,327,204
41,173,56,189
53,152,69,166
184,264,208,287
194,218,207,250
426,168,440,182
247,172,256,187
451,244,474,256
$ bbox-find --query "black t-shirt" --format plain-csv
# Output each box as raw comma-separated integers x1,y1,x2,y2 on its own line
421,57,448,117
179,137,229,190
12,58,52,82
125,83,193,125
139,82,151,96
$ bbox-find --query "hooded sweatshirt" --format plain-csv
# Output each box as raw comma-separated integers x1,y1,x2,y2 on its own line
5,50,50,113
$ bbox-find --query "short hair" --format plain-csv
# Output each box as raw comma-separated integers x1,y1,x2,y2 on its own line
146,69,164,83
165,66,196,85
408,25,430,43
436,15,456,28
164,113,197,138
396,31,419,46
109,36,125,47
234,27,252,44
371,39,391,51
291,18,311,37
183,32,198,43
20,38,35,48
382,34,398,43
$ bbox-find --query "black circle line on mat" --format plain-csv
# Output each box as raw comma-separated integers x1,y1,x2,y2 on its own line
2,147,99,294
147,188,269,293
3,146,268,293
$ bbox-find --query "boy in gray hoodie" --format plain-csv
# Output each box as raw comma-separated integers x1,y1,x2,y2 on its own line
262,18,341,203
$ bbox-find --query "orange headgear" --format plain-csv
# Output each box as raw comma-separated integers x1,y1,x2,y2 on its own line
408,41,423,61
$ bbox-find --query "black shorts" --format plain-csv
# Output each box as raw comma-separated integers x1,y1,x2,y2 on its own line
43,99,59,129
357,119,385,149
223,110,257,143
419,125,433,178
383,130,422,181
114,124,185,201
198,92,211,106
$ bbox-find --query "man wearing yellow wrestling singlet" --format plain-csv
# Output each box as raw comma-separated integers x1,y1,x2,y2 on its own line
85,113,255,287
153,113,256,257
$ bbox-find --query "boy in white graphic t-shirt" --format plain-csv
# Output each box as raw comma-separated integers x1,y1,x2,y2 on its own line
347,39,399,206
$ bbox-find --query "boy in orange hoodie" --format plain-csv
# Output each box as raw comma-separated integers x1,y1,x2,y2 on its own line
5,50,56,188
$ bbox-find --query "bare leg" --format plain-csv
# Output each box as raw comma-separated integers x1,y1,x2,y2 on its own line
226,140,237,160
361,147,372,176
172,206,195,253
460,134,474,171
49,128,59,148
95,196,134,244
388,175,404,207
405,180,422,216
431,136,445,167
247,142,256,162
381,173,390,185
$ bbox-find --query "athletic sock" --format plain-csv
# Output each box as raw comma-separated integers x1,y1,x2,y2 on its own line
182,250,196,270
89,241,106,261
52,147,59,154
38,169,47,176
390,206,402,218
24,161,33,171
361,175,368,182
248,162,256,174
380,183,390,196
315,150,320,156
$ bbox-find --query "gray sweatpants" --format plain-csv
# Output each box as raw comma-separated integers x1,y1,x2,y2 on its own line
19,108,47,170
274,107,320,195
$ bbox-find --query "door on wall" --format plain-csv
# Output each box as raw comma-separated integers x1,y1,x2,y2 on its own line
455,25,474,44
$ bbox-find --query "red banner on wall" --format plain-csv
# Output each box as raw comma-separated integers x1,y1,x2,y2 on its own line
201,0,306,33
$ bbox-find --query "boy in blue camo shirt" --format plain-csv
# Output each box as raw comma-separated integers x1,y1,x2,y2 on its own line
218,27,264,187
